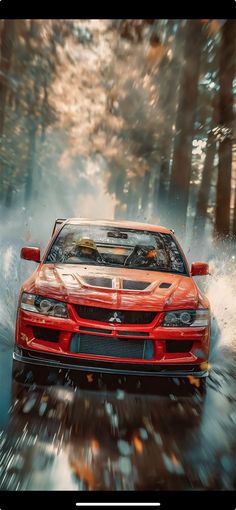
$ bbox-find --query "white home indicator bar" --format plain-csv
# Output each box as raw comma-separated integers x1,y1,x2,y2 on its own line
76,504,161,507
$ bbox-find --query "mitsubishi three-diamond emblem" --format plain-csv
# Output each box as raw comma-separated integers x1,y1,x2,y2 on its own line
108,311,124,323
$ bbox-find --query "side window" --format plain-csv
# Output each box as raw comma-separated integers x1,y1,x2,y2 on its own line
47,226,76,262
159,234,186,273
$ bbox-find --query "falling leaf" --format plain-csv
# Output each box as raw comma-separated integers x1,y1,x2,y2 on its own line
70,460,97,489
187,375,201,388
132,435,143,453
146,44,166,66
91,439,100,454
170,452,181,466
41,395,49,402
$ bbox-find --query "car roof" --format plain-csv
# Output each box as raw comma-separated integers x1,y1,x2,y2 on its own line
64,218,172,234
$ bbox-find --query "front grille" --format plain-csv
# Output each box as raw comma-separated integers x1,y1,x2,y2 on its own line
33,327,60,343
70,333,154,359
75,305,157,324
166,340,193,353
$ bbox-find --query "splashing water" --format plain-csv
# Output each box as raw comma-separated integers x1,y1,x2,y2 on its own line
207,257,236,350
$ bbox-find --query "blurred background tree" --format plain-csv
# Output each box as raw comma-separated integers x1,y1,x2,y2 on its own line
0,19,235,251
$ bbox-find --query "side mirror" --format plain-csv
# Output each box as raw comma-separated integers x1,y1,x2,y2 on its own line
191,261,209,276
21,247,41,263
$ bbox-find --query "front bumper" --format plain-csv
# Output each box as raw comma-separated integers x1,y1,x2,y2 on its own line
16,307,210,366
13,346,208,378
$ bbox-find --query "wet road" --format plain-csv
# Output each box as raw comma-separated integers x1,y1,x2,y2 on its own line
0,244,236,490
0,347,235,490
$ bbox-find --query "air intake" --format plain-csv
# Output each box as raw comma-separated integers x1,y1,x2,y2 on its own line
83,277,113,288
33,327,60,343
70,333,154,360
159,282,171,289
123,280,150,290
166,340,193,353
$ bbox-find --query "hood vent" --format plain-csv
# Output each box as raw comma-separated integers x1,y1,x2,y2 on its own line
159,282,171,289
123,280,150,290
83,277,113,288
83,277,150,291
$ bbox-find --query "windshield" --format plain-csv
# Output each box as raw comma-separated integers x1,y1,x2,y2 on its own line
45,225,187,275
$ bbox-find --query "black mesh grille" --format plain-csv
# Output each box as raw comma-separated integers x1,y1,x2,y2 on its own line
70,334,153,359
75,305,156,324
166,340,193,353
123,280,150,290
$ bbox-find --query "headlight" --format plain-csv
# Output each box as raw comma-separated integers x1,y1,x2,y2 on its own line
20,293,68,318
162,309,209,327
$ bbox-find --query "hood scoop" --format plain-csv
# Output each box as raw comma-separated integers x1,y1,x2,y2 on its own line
123,280,150,291
83,277,113,288
82,276,150,291
159,282,172,289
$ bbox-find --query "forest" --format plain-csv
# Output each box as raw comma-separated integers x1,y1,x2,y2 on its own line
0,19,235,247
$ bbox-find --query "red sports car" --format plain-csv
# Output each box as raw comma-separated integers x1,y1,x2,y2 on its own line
13,219,211,382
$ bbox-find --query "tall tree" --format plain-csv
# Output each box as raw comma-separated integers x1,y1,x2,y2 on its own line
0,20,15,136
153,21,184,224
193,96,219,238
215,20,236,237
168,20,203,237
194,132,217,238
232,143,236,237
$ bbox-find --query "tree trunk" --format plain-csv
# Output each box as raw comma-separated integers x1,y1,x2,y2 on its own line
232,146,236,236
0,20,15,136
4,177,14,208
215,20,236,237
126,180,138,218
113,168,126,220
193,93,219,238
155,22,183,223
193,133,217,238
25,123,37,203
140,169,151,212
168,20,203,237
152,173,160,221
157,157,170,222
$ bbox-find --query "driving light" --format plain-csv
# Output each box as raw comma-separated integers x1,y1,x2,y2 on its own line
20,293,68,318
162,309,209,327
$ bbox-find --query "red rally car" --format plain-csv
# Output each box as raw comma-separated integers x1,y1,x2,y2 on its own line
13,218,211,381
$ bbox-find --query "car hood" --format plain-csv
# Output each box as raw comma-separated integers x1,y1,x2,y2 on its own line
26,264,206,311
